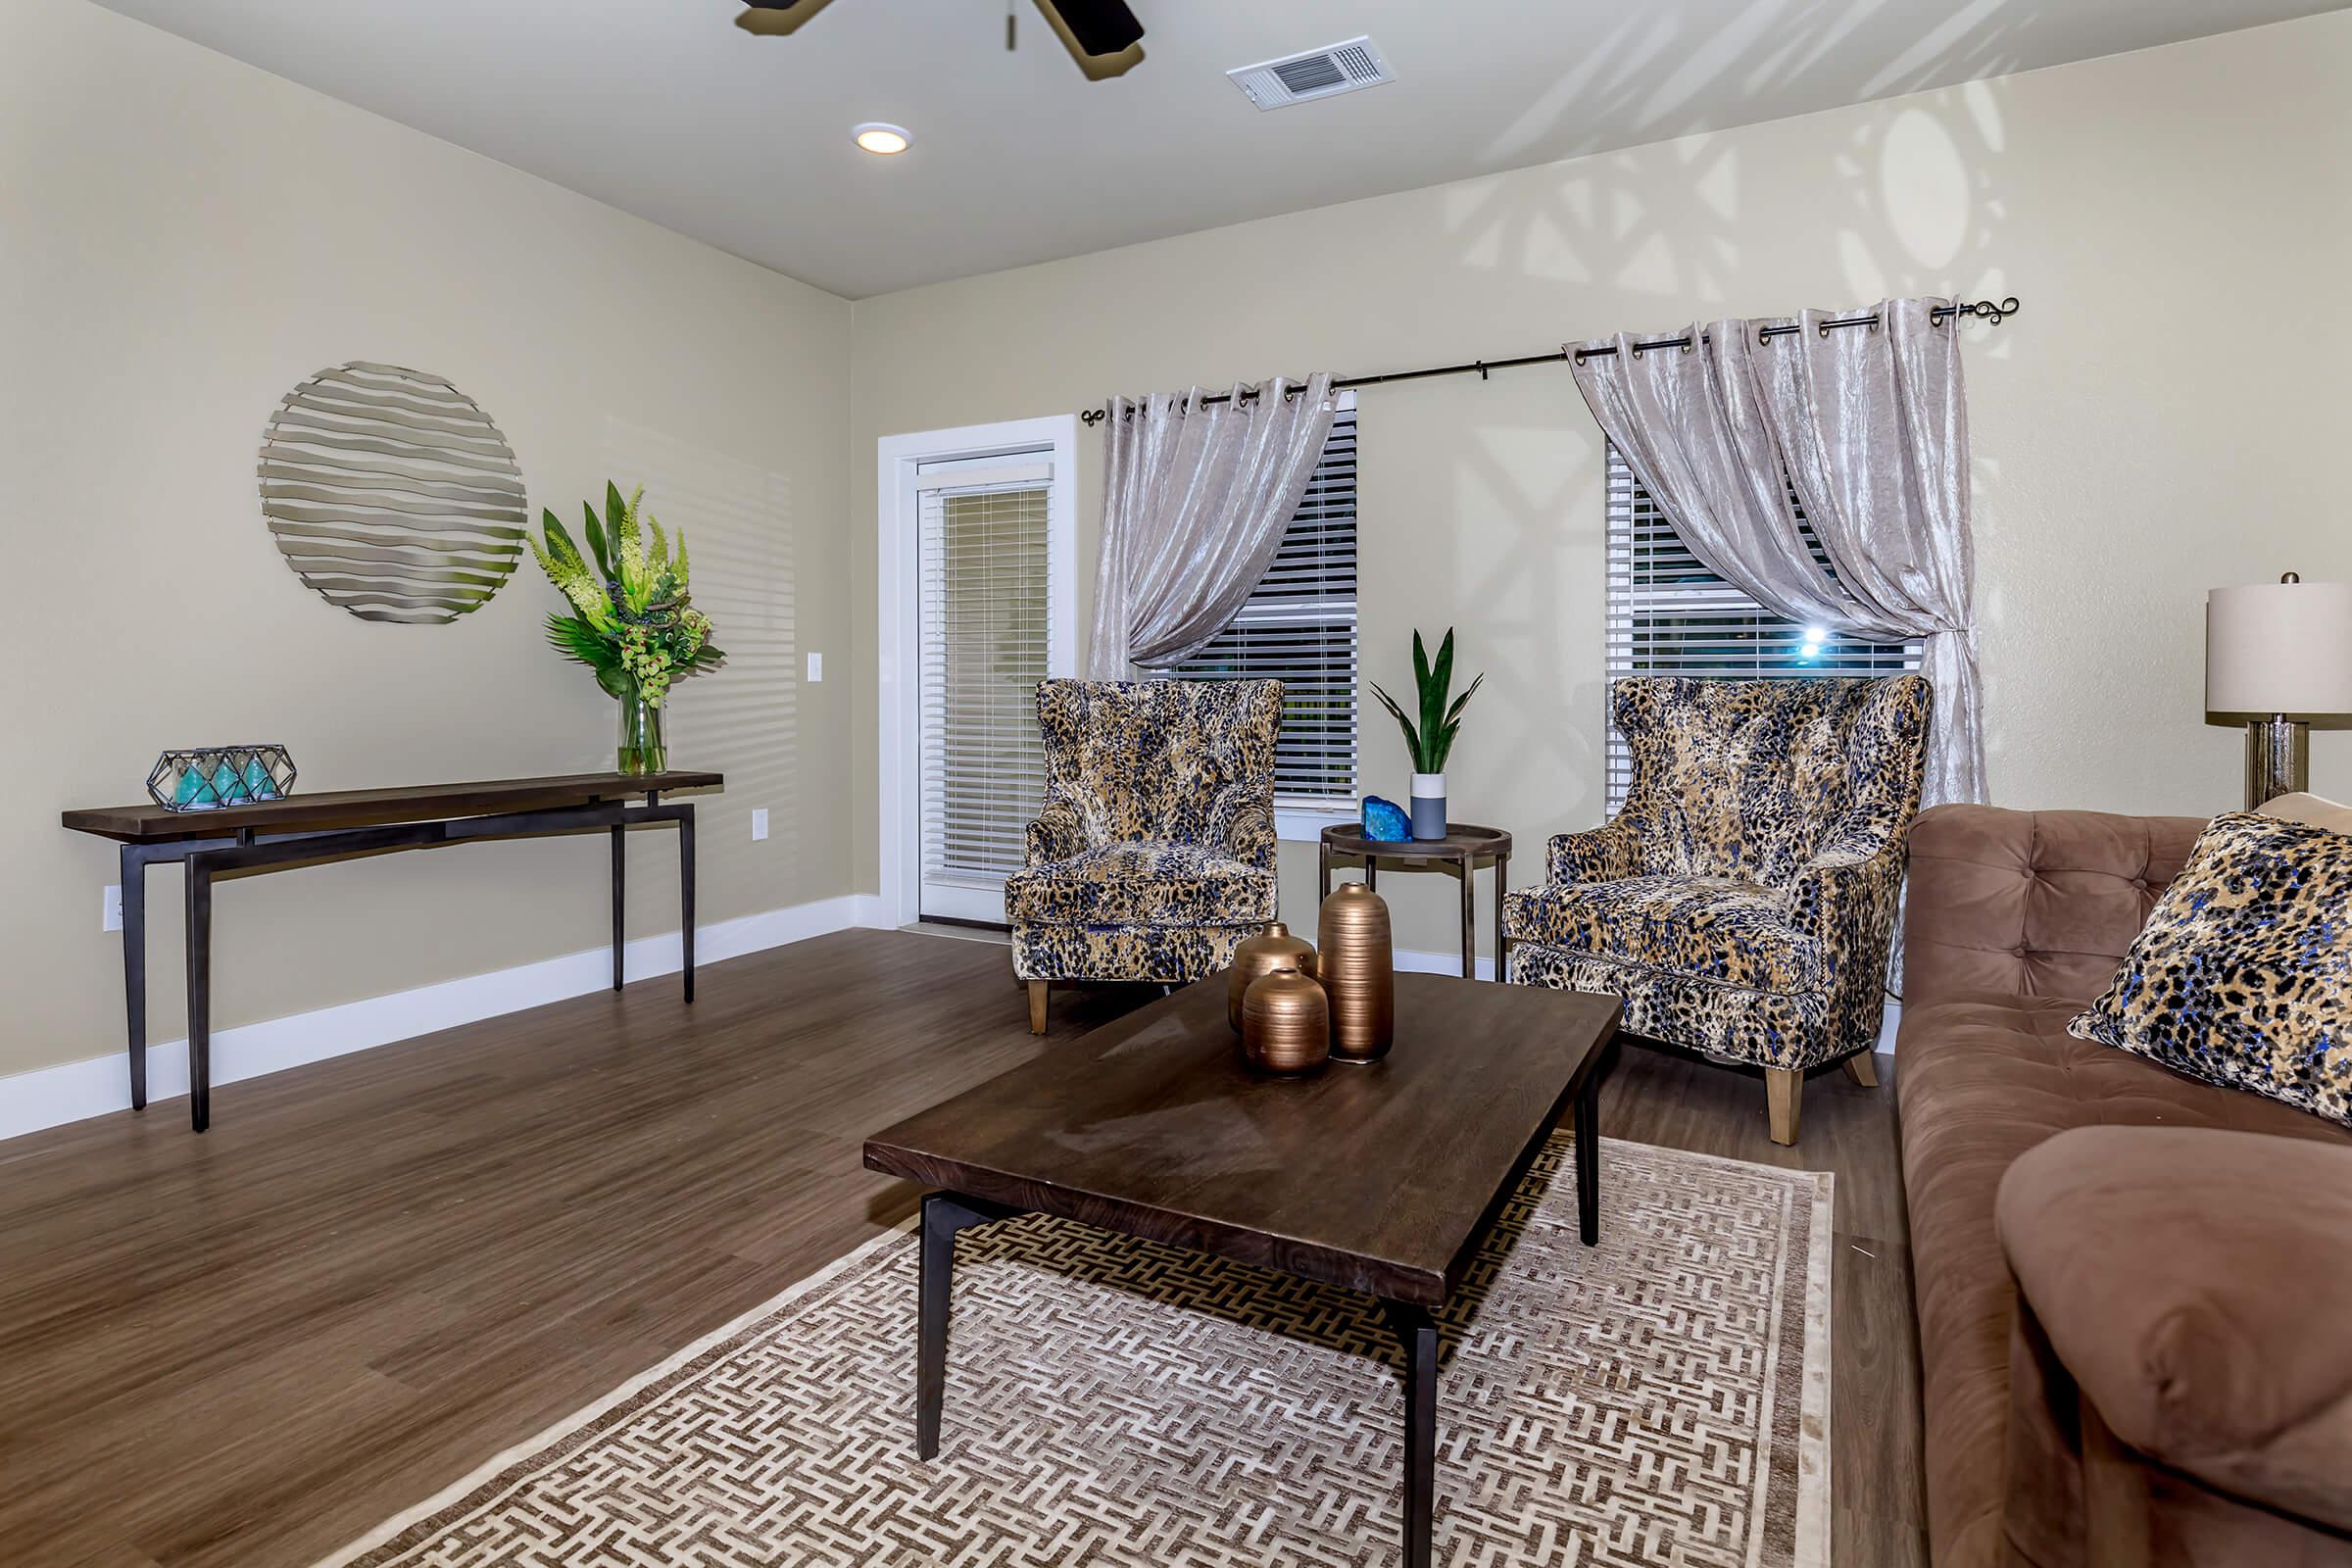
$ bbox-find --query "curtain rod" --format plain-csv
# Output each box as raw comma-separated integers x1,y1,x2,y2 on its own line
1079,296,2021,425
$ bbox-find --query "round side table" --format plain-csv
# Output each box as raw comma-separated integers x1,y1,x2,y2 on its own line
1318,823,1512,980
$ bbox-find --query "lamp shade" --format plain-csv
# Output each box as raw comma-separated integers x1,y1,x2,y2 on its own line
2206,577,2352,716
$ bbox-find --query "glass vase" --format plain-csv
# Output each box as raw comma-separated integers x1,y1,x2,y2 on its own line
616,680,667,775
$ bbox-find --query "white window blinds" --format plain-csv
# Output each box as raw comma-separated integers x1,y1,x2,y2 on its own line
1174,399,1358,808
1604,443,1921,808
918,461,1053,913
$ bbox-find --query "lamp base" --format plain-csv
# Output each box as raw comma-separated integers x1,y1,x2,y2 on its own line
2244,715,2308,811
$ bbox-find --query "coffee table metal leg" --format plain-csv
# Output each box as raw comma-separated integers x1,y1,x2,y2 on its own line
1573,1039,1616,1247
1381,1299,1439,1568
916,1191,1023,1459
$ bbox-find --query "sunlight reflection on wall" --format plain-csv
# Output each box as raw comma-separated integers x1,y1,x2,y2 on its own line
605,418,800,892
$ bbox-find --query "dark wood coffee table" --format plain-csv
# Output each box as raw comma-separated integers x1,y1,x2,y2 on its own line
863,969,1620,1568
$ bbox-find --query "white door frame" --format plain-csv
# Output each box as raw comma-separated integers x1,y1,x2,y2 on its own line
876,414,1079,929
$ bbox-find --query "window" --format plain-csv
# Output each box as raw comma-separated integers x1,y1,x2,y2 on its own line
1604,443,1921,808
1174,395,1358,831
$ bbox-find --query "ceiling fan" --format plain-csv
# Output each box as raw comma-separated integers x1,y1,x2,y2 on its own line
738,0,1145,74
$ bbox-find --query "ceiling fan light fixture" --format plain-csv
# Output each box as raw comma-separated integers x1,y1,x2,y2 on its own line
853,122,911,155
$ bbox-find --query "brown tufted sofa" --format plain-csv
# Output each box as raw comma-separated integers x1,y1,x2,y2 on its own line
1897,805,2352,1567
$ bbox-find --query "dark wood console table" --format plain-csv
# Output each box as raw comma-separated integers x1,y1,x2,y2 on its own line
62,771,721,1133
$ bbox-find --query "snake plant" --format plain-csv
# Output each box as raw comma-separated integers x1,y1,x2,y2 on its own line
1371,627,1484,774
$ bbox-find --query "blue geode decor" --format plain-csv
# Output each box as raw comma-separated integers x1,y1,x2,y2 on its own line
148,745,298,811
1361,795,1411,842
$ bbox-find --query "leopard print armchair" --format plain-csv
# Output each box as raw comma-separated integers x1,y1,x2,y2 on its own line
1504,674,1933,1144
1006,678,1283,1032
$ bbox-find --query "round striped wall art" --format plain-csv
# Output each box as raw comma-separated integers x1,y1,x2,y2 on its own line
258,362,527,624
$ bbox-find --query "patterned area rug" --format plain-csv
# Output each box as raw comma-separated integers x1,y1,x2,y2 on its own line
318,1137,1831,1567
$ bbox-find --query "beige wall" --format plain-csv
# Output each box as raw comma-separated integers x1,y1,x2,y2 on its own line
848,12,2352,962
7,0,854,1080
12,1,2349,1086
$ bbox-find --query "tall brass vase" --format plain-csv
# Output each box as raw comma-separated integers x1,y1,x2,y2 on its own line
1227,921,1317,1032
1317,882,1395,1062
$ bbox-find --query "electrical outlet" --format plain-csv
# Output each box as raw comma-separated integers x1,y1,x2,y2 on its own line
102,885,122,933
806,651,823,683
751,808,769,842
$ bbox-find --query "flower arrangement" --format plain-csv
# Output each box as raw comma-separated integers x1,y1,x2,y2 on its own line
530,483,723,772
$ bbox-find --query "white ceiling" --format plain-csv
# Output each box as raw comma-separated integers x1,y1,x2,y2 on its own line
92,0,2347,298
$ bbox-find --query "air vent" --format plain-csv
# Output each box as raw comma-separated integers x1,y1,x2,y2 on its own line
1228,36,1394,111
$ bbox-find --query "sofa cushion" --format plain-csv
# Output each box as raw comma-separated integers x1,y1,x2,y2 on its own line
1896,995,2352,1568
2261,792,2352,833
1503,875,1823,992
1997,1126,2352,1536
1004,843,1276,927
2068,810,2352,1129
1902,807,2203,1006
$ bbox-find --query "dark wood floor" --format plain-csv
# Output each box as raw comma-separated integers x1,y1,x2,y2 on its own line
0,929,1923,1567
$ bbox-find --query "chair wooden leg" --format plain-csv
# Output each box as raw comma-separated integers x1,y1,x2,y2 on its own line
1765,1068,1801,1146
1027,980,1049,1035
1842,1052,1880,1088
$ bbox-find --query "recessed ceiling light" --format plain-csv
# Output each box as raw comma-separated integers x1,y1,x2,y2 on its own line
854,122,911,156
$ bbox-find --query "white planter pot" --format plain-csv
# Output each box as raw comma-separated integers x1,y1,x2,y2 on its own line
1409,771,1447,841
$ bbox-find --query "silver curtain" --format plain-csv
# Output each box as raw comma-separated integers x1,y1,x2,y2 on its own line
1088,373,1336,677
1571,299,1984,806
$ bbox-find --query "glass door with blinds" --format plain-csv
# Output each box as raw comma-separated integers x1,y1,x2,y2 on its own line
915,456,1055,922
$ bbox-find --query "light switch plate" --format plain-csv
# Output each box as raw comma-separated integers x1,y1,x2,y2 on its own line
806,651,822,683
103,885,122,933
751,808,769,842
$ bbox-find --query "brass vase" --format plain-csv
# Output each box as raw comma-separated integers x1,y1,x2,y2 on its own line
1317,881,1395,1063
1227,921,1316,1032
1241,960,1330,1075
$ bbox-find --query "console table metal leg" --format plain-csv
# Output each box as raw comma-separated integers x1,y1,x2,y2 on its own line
120,845,147,1111
1382,1298,1440,1568
184,858,214,1135
916,1191,1022,1460
678,808,696,1004
611,824,626,992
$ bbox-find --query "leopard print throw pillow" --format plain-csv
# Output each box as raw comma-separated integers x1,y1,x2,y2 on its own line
2069,810,2352,1128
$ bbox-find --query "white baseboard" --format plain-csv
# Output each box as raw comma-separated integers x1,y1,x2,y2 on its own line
1394,945,1499,982
0,894,887,1144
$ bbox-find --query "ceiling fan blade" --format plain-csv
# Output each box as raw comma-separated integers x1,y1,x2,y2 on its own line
736,0,835,34
1036,0,1144,57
